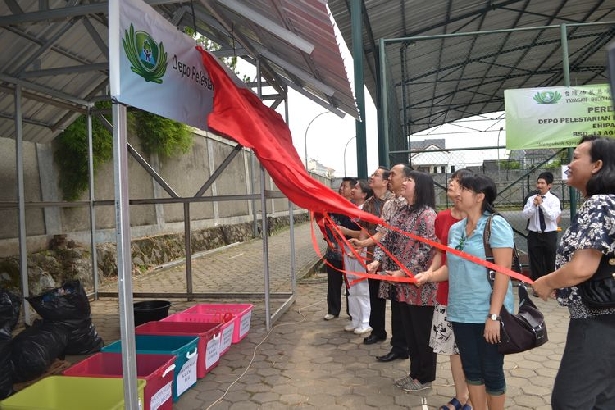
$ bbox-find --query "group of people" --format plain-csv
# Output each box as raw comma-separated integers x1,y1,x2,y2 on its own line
321,135,615,410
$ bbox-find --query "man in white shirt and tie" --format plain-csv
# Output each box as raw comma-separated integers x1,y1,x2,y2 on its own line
522,172,561,280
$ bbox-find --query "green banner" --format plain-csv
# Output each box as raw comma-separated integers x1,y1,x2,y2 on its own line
505,84,615,149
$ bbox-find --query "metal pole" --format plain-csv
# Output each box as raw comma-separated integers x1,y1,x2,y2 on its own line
260,166,271,330
343,136,356,176
86,106,99,298
304,111,329,170
250,151,258,237
14,85,30,325
560,24,576,219
251,60,261,238
284,93,296,294
382,20,615,45
351,0,367,179
379,38,390,168
256,59,271,330
112,102,139,410
400,43,409,159
184,202,193,299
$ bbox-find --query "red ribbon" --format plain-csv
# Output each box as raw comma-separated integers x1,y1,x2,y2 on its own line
311,211,533,286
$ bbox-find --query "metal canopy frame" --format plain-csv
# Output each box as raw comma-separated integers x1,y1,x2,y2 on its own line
328,0,615,163
0,1,352,407
0,0,357,145
378,20,615,166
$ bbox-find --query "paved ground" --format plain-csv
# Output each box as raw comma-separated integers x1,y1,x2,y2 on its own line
89,222,568,409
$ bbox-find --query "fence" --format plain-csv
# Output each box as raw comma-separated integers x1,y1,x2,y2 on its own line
0,130,332,257
409,145,581,254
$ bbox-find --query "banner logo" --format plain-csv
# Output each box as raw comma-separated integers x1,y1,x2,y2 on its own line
533,91,562,104
123,24,168,84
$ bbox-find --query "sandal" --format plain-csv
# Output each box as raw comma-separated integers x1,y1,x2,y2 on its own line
462,405,472,410
440,397,462,410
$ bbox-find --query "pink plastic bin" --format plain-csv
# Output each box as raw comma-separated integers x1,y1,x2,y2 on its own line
63,352,175,410
163,313,234,356
182,304,253,343
135,321,223,379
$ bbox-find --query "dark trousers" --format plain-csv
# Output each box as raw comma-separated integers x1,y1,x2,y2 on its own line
552,315,615,410
399,304,436,383
390,299,409,355
326,259,348,316
527,231,558,280
368,278,387,338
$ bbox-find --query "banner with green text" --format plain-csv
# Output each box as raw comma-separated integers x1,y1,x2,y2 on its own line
505,84,615,149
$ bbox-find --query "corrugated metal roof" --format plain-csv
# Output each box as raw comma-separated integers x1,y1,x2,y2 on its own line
329,0,615,140
0,0,357,144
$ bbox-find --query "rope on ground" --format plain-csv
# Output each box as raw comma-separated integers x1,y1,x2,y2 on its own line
204,298,324,410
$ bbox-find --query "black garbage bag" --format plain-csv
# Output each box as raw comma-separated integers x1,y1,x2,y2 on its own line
0,334,12,399
0,290,20,400
27,280,102,355
27,280,90,321
60,318,103,355
11,321,69,383
0,291,21,335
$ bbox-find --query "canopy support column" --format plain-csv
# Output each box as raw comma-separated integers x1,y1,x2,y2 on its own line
15,85,30,325
112,102,139,410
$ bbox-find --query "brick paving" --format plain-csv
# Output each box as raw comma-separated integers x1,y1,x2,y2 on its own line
89,222,568,409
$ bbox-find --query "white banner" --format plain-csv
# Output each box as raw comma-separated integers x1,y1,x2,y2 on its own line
505,84,615,149
110,0,214,130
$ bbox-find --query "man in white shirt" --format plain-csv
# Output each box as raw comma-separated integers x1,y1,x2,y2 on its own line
522,172,561,280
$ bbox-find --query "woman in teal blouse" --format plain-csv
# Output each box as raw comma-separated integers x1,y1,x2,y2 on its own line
415,174,514,410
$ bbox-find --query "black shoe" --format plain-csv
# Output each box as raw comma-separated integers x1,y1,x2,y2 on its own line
363,334,387,345
376,351,409,362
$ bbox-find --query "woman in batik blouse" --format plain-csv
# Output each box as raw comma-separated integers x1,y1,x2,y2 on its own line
533,135,615,410
372,169,438,392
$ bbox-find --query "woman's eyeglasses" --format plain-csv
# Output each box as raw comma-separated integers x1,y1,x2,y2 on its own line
455,233,466,251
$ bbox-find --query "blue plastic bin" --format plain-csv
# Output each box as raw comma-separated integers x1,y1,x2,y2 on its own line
102,335,198,402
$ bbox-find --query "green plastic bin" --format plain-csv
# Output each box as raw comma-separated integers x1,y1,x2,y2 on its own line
0,376,145,410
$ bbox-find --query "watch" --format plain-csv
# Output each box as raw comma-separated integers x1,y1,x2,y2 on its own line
488,313,501,321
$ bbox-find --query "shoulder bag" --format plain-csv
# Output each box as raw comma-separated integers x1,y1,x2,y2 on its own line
577,254,615,308
483,215,548,355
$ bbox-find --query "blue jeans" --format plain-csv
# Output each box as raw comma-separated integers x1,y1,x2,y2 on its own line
452,322,505,395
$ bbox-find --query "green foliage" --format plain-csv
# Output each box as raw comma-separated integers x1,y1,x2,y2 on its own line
55,102,193,200
544,159,562,169
54,102,113,201
500,160,521,170
132,110,192,157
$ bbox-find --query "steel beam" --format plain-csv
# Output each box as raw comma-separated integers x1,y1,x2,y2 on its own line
20,63,108,78
0,0,187,26
194,144,243,197
0,74,89,106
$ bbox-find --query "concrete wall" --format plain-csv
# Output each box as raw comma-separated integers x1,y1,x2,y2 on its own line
0,138,45,238
0,130,332,257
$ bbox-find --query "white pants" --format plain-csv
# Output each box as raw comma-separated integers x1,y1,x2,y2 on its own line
343,249,370,330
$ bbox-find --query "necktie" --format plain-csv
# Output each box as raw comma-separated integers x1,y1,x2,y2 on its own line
538,196,546,232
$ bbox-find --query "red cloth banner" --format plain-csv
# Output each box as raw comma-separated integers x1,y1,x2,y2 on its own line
197,47,381,226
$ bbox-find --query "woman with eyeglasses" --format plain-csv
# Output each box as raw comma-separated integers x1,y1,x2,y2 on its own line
533,135,615,409
415,174,514,410
373,170,438,392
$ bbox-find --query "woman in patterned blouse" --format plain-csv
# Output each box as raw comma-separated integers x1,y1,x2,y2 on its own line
373,170,438,392
533,135,615,410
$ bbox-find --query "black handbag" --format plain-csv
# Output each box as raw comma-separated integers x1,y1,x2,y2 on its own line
497,285,548,354
577,254,615,308
484,215,548,355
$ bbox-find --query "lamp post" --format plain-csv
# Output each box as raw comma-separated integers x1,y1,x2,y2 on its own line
304,111,331,171
343,136,356,177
